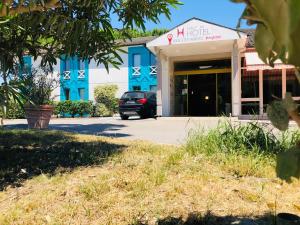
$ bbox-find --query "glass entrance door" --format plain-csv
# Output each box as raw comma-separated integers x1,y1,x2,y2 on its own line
174,73,231,116
174,75,188,116
188,74,216,116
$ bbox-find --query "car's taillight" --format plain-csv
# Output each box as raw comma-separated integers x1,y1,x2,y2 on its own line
119,99,124,105
137,98,147,104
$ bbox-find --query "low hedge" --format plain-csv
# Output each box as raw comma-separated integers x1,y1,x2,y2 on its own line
55,101,93,118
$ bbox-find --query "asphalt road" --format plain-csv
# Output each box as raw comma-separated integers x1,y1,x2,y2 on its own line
3,117,238,145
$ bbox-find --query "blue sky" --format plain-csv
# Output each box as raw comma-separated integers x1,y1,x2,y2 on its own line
111,0,252,30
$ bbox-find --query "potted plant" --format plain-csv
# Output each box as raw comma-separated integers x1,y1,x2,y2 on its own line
21,66,59,129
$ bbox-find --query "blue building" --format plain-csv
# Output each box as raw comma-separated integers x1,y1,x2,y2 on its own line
128,46,157,92
60,56,89,101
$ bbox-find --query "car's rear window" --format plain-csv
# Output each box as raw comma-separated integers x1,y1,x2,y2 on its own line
122,92,145,99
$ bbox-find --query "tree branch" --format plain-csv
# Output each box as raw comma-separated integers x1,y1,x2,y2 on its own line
0,0,62,17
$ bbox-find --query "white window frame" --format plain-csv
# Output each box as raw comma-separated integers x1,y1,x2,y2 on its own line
63,71,71,80
78,70,85,79
150,66,157,75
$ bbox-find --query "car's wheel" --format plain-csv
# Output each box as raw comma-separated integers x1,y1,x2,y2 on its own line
139,113,147,119
120,114,129,120
150,108,156,118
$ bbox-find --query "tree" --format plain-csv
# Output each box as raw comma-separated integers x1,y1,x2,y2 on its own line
0,0,181,123
232,0,300,181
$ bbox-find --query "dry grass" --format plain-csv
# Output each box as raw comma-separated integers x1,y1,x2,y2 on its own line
0,130,299,224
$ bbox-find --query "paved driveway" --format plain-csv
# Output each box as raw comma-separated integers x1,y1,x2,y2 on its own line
3,117,240,145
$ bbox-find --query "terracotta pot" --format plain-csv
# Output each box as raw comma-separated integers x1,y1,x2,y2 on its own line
24,105,54,129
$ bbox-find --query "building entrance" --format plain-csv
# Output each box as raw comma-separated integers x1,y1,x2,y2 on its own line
174,60,232,117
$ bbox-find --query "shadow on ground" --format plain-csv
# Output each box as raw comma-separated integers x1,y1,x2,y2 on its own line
5,123,130,138
133,212,275,225
0,129,126,191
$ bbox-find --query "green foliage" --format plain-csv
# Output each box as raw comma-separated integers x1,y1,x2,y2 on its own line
113,28,169,39
93,103,113,117
77,101,93,117
55,101,93,118
186,120,300,177
0,0,180,124
186,121,298,157
277,146,300,182
0,100,25,119
94,85,119,116
267,100,289,131
19,67,59,105
232,0,300,67
233,0,300,181
0,0,181,72
0,78,28,121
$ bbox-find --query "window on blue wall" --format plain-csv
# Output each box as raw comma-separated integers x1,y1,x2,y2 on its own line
78,59,85,70
65,88,70,100
150,54,156,66
64,58,71,71
133,54,141,67
78,88,85,100
150,85,157,92
133,86,141,91
19,56,31,76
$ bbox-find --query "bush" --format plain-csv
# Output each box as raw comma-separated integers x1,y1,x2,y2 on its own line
93,103,113,117
0,100,25,119
94,85,119,116
77,101,93,117
55,101,93,118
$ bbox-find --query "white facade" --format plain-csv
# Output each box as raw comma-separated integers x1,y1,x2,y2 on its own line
88,48,129,100
147,18,247,117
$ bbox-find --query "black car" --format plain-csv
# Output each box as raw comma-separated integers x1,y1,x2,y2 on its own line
119,91,157,120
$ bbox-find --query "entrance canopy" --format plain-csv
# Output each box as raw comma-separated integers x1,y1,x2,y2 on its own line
147,18,247,57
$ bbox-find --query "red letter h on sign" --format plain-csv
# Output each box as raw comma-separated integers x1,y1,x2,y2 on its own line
177,28,184,37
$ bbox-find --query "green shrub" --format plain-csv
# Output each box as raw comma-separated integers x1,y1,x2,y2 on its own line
0,100,25,119
93,103,113,117
77,101,93,117
52,101,60,117
94,85,119,116
55,100,93,118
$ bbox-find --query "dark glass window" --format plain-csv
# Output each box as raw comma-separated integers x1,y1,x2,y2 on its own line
242,102,259,115
217,73,232,116
174,59,231,71
150,54,156,66
286,69,300,96
241,69,259,98
64,59,71,71
65,89,70,100
150,85,157,92
174,75,188,116
132,86,141,91
263,70,282,107
122,92,145,99
133,54,141,67
78,88,85,100
78,60,85,70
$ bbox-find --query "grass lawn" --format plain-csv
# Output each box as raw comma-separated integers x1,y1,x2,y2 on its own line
0,127,300,225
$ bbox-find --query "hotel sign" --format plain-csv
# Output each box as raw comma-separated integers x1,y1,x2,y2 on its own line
147,19,245,48
167,25,223,45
